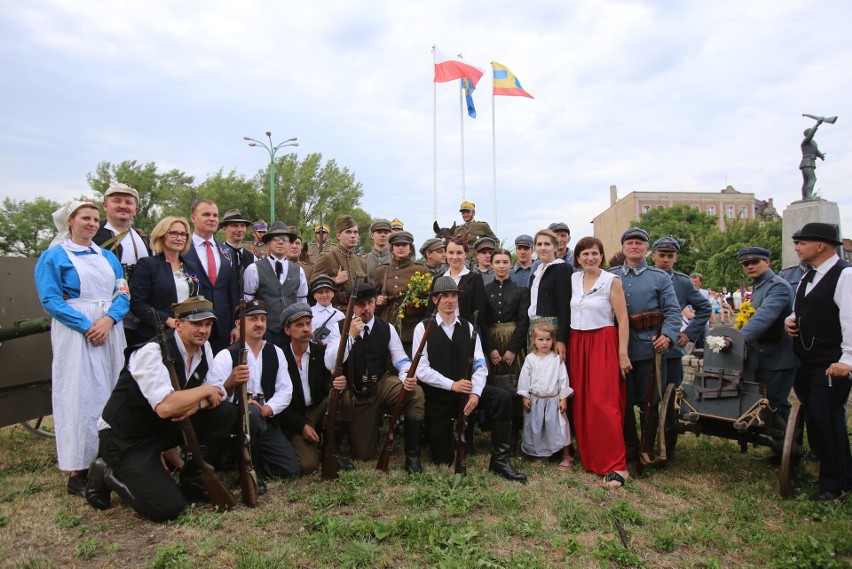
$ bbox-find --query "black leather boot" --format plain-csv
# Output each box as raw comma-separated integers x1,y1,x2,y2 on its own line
489,421,527,483
404,420,424,474
104,467,139,510
85,458,111,510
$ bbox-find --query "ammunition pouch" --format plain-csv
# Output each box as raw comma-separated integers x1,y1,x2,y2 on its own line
629,310,663,332
352,374,380,398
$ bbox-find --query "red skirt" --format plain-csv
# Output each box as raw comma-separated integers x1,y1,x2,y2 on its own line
569,326,627,475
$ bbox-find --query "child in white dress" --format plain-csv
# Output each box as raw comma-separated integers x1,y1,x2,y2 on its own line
517,322,574,467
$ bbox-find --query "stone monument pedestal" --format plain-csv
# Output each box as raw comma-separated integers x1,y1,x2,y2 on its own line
782,199,841,267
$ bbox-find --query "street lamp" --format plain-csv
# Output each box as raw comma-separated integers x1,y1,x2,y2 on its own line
243,131,299,221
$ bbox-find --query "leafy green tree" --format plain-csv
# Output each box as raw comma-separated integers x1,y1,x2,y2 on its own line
633,205,719,276
0,197,61,256
693,219,782,290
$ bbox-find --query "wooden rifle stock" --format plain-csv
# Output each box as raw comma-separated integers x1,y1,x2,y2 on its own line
150,309,236,511
454,310,479,476
321,279,359,480
235,299,258,507
376,297,441,472
638,319,666,472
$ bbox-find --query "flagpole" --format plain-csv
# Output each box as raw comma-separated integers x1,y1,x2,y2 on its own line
432,47,438,224
492,75,498,236
459,83,466,201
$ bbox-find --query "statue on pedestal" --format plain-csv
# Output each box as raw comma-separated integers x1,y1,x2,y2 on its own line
800,114,837,201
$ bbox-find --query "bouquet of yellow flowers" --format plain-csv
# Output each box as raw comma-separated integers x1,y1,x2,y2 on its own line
734,300,755,329
395,272,433,331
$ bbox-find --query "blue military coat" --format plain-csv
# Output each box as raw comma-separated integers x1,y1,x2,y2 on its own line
610,260,682,362
663,269,712,358
740,268,797,371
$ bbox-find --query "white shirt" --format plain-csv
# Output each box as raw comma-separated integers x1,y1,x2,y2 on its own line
243,255,308,303
191,234,222,276
287,342,314,407
97,339,217,430
517,351,573,399
207,341,293,416
311,304,344,339
411,315,488,396
323,316,411,377
790,255,852,366
570,270,617,330
104,222,149,264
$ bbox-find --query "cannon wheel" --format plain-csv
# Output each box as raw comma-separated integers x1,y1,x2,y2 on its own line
659,384,679,462
779,402,804,498
20,417,54,439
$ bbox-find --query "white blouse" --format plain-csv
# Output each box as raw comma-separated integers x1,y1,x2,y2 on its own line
570,270,617,330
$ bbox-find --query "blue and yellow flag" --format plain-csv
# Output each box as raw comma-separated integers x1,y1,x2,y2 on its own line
492,61,534,99
462,77,476,118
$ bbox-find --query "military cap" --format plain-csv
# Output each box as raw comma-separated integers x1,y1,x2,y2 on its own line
459,201,476,212
390,218,404,230
370,218,392,233
104,183,139,202
288,225,302,240
314,224,330,234
219,208,251,229
514,234,534,248
234,299,268,320
548,222,570,234
281,302,313,327
420,238,445,256
172,296,217,321
795,222,842,246
253,219,268,232
335,215,357,234
737,247,771,263
389,231,414,246
621,227,650,243
474,236,497,252
431,275,459,294
652,236,680,252
310,275,337,295
262,221,296,244
354,283,377,302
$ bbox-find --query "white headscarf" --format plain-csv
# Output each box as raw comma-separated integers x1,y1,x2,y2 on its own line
49,200,95,248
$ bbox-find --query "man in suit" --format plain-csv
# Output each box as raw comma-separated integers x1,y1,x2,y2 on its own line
278,303,350,474
184,199,240,352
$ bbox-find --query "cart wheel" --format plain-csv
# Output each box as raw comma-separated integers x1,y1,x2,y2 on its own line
20,416,55,439
658,384,680,463
779,402,804,498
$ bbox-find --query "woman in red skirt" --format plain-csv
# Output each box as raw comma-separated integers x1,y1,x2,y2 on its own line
569,237,632,488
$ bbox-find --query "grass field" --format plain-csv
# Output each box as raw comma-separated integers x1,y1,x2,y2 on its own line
1,415,851,569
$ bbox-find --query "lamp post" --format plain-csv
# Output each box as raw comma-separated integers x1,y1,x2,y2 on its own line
243,131,298,221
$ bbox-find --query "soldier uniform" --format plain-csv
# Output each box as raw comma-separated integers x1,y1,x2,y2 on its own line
453,201,497,260
420,238,448,278
313,216,367,310
375,231,429,347
306,224,331,265
390,218,405,232
246,220,269,261
473,236,496,285
364,218,392,286
651,237,712,386
610,228,681,457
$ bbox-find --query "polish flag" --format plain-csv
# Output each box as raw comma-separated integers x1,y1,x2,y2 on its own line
433,47,484,87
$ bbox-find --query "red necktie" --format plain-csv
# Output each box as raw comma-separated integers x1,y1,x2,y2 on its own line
205,241,217,286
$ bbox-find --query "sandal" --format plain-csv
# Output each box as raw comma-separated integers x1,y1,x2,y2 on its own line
558,458,573,470
599,471,627,489
530,458,546,467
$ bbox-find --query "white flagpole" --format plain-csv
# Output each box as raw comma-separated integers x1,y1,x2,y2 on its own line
491,67,498,236
432,46,438,224
459,83,466,201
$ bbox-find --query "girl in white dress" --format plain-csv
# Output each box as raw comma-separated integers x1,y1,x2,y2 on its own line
517,322,574,467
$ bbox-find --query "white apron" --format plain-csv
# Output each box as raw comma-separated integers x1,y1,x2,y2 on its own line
51,242,126,471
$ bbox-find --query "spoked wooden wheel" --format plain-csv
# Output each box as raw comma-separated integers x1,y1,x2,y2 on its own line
779,402,804,498
658,384,680,463
20,416,54,438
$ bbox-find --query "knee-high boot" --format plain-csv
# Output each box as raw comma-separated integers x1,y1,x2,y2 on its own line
404,420,424,474
489,421,527,483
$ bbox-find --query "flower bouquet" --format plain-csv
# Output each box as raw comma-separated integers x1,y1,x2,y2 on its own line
734,301,755,330
705,336,727,354
395,272,433,332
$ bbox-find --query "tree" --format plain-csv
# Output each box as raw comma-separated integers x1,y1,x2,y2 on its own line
632,205,719,276
0,197,61,256
693,219,782,290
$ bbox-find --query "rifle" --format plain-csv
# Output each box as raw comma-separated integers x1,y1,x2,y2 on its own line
454,310,479,476
638,316,666,472
150,309,237,511
321,278,359,480
376,295,441,471
235,299,259,507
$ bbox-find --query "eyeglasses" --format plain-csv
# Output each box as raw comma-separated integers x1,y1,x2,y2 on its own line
270,236,289,242
167,231,189,239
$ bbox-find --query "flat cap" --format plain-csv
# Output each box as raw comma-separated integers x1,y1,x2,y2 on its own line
388,231,414,246
104,183,139,202
234,299,267,320
548,222,570,233
310,275,337,294
474,237,497,252
737,247,771,263
281,302,313,327
420,238,445,256
335,215,357,234
459,201,476,211
431,275,459,294
514,234,534,248
652,236,680,252
262,221,296,243
795,222,842,246
621,227,650,244
172,296,217,321
370,218,392,233
219,208,251,228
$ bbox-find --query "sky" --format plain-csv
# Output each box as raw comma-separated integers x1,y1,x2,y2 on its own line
1,0,850,251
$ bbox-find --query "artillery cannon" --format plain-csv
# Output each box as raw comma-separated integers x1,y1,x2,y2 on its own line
0,257,54,437
659,327,804,497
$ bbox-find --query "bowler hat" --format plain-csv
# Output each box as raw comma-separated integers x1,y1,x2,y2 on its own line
795,222,842,246
354,283,377,302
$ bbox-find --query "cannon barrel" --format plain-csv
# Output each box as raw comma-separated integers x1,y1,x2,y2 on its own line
0,317,51,343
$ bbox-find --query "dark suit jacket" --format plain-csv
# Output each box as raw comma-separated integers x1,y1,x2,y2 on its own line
279,341,332,439
130,254,199,342
528,261,572,343
183,238,240,341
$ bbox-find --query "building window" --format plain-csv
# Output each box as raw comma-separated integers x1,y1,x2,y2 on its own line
692,204,699,209
726,206,734,218
642,205,650,214
707,205,716,216
739,206,747,219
